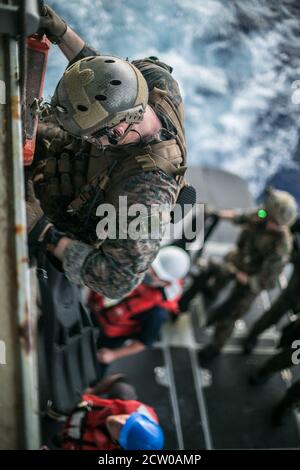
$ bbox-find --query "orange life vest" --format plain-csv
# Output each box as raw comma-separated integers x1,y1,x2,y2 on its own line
62,394,158,450
89,282,182,338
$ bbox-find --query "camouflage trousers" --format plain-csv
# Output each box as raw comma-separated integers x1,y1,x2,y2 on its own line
205,262,257,350
247,264,300,342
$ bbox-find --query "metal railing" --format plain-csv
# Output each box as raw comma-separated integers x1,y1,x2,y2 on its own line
0,0,40,449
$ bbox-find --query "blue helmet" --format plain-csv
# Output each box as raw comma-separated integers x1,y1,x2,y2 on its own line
118,412,164,450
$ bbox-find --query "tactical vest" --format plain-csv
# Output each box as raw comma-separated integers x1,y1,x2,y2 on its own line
227,218,290,275
36,59,187,244
89,282,181,338
62,394,158,450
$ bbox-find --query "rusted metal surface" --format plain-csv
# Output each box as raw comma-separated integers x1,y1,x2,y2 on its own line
9,37,40,448
15,224,26,235
0,34,22,450
10,94,19,118
18,301,32,355
0,32,40,449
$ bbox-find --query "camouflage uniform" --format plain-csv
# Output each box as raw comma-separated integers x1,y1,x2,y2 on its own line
204,212,292,350
245,260,300,346
32,46,183,298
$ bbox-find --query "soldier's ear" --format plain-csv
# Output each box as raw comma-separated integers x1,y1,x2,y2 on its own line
265,186,273,196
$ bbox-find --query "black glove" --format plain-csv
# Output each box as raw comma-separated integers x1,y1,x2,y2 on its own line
39,4,67,43
26,180,50,244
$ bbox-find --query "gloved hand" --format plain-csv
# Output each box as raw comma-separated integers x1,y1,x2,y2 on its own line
26,179,53,250
26,180,44,233
39,4,67,43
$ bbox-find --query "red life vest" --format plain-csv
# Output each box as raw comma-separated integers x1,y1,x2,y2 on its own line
62,394,158,450
89,282,182,338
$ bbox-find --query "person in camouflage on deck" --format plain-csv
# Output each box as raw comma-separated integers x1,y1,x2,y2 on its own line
26,5,187,298
197,188,297,361
242,218,300,354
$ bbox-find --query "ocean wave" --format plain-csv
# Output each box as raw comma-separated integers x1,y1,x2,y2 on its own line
44,0,300,199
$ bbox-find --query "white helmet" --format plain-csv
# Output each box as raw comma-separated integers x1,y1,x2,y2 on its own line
151,246,191,282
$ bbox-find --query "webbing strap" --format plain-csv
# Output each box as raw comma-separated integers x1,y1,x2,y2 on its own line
149,87,186,163
67,167,110,213
106,139,186,189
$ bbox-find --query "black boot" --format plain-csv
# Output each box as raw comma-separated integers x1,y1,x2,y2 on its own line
248,368,271,386
242,335,257,355
271,402,287,427
198,344,220,362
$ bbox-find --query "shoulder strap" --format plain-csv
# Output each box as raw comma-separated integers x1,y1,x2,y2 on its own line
149,87,186,163
109,140,186,188
133,58,186,162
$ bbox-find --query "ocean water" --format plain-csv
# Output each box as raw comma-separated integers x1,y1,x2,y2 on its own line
44,0,300,201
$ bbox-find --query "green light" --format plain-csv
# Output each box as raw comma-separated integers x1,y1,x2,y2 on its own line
258,209,267,219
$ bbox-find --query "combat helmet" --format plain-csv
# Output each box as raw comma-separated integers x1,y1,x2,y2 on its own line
264,187,298,226
51,55,149,140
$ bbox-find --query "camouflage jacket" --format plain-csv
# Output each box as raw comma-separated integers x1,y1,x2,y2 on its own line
225,212,292,293
33,45,184,298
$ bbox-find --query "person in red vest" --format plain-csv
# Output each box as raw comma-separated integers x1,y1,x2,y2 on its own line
88,246,190,366
62,374,164,450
